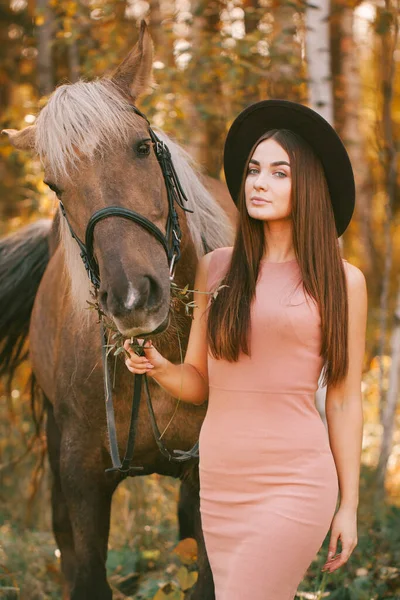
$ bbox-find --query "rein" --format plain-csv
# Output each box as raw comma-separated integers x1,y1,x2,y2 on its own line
58,105,199,475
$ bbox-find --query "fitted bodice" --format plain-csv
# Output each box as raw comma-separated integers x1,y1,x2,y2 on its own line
206,247,324,395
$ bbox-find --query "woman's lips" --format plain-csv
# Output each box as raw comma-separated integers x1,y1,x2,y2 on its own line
251,197,271,205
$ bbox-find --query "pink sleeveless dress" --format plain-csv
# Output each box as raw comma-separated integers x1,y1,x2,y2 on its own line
199,247,338,600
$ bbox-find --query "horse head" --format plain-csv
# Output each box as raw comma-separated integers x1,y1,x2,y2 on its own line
3,21,233,338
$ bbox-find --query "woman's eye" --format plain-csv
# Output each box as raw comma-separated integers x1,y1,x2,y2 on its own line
137,143,151,156
247,168,287,178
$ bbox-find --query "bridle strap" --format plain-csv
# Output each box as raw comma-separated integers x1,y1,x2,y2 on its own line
103,326,199,475
85,207,170,289
102,325,145,475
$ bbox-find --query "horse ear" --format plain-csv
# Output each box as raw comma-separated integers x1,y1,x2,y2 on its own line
110,20,155,102
2,126,36,151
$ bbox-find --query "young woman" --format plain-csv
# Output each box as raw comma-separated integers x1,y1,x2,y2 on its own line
124,100,367,600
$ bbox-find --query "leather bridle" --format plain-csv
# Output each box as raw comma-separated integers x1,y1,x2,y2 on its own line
58,105,200,475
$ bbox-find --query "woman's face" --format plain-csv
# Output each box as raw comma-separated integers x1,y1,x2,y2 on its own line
244,138,292,223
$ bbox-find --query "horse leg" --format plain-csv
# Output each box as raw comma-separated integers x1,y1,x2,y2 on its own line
180,473,215,600
46,401,77,599
178,478,196,540
58,427,117,600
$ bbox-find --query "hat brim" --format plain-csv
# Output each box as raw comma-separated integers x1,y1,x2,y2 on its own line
223,100,355,237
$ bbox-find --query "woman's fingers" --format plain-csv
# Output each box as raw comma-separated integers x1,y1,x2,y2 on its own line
125,357,154,374
124,337,155,374
123,337,165,376
123,339,136,356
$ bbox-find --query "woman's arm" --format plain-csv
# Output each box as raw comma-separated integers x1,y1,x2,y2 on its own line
322,261,367,572
124,251,214,405
325,262,367,509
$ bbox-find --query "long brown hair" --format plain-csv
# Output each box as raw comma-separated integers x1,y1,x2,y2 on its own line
207,129,348,388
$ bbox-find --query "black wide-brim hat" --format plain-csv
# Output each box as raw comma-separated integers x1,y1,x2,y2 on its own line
223,100,355,237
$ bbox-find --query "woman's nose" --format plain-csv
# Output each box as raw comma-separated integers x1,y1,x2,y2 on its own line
254,173,269,191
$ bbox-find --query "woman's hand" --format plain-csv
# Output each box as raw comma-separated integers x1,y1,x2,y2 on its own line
322,505,358,573
123,338,167,377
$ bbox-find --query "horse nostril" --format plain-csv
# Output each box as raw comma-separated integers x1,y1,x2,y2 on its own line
98,276,162,318
132,276,160,311
147,276,162,310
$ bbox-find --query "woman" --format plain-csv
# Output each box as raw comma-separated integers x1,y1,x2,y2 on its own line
124,100,367,600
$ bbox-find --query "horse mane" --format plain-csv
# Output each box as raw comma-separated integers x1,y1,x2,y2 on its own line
35,79,233,312
35,79,143,178
153,128,233,257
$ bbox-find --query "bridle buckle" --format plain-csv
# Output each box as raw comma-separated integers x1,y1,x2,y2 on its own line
169,252,178,280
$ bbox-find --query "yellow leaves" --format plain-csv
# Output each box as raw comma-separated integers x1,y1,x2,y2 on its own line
175,566,198,591
142,549,161,562
152,564,198,599
148,540,198,598
35,15,45,26
1,146,14,158
19,61,34,76
173,538,198,565
179,284,189,295
65,1,79,18
370,355,391,371
10,84,33,108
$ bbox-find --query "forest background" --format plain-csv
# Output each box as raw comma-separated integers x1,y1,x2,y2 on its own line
0,0,400,598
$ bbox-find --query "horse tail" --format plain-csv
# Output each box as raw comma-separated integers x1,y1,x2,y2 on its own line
0,219,52,387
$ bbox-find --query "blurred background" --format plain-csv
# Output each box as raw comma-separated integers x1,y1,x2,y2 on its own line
0,0,399,598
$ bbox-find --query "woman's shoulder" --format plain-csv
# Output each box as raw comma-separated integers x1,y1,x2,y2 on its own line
341,259,367,292
201,247,233,290
206,246,234,263
196,246,233,277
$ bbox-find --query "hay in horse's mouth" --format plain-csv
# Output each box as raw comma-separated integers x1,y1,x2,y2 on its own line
86,279,228,360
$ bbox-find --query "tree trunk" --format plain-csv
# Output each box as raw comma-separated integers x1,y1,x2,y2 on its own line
203,1,226,178
185,0,227,176
243,0,259,35
148,0,168,54
305,0,333,424
267,0,304,100
36,0,55,96
68,39,80,83
305,0,333,122
376,0,399,497
376,275,400,496
331,1,377,280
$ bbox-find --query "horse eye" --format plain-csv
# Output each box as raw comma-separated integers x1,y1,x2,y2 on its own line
44,181,63,197
136,142,151,157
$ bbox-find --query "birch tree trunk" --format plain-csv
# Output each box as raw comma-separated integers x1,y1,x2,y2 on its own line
376,0,400,498
305,0,333,425
305,0,333,123
376,276,400,496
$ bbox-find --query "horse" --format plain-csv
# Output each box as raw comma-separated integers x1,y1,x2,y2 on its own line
0,21,236,599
